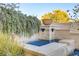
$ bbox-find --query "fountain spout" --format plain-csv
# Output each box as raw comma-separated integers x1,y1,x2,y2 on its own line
49,24,54,43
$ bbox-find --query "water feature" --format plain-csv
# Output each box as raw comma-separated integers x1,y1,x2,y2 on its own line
26,24,55,46
25,24,57,46
49,24,52,43
49,24,55,43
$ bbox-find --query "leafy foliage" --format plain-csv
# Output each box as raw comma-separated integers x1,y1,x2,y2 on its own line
41,9,70,23
0,32,25,56
73,4,79,19
52,10,70,23
41,13,53,20
67,4,79,22
0,3,41,36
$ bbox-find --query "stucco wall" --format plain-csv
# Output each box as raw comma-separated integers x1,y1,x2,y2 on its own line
38,23,79,49
54,29,70,40
70,31,79,49
38,23,70,40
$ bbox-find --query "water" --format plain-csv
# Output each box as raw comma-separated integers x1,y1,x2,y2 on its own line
49,25,52,43
27,40,55,46
70,49,79,56
49,24,54,43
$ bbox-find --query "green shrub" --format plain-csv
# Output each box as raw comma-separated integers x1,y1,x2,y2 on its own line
0,32,25,56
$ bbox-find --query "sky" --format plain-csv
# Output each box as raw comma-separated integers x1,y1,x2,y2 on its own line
19,3,77,19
